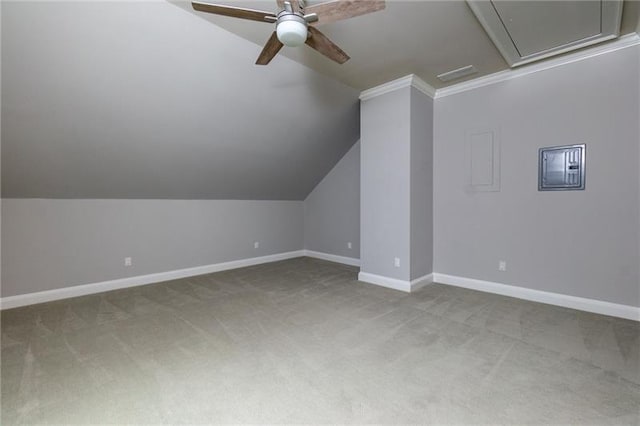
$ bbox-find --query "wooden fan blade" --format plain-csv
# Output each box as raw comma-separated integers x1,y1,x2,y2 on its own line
306,0,385,26
256,32,284,65
192,2,276,23
305,26,350,64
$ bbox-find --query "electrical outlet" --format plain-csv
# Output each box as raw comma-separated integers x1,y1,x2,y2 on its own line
124,257,132,267
347,242,352,249
498,260,507,272
394,257,400,268
254,241,259,249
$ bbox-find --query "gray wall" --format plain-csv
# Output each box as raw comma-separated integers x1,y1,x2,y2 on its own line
1,199,303,297
304,141,360,258
360,88,412,280
410,88,434,280
433,45,640,306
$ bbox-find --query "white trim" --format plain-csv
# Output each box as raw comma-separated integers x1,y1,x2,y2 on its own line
358,272,411,292
303,250,360,267
359,75,412,101
358,34,640,102
4,249,635,320
359,74,436,101
358,272,434,293
410,273,434,292
435,33,640,99
432,273,640,321
0,251,305,310
410,76,437,99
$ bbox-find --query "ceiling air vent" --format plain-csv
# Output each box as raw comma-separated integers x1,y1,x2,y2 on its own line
437,65,478,82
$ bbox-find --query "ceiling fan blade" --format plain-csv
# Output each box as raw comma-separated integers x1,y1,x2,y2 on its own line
192,2,277,23
256,32,284,65
305,26,350,64
306,0,385,26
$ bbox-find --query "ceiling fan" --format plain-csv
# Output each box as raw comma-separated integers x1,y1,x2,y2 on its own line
191,0,385,65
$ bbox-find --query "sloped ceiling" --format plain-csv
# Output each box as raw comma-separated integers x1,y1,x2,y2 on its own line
3,1,638,200
1,1,360,200
180,0,640,90
178,0,508,90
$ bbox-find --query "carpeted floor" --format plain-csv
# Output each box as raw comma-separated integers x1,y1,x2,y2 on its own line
1,257,639,424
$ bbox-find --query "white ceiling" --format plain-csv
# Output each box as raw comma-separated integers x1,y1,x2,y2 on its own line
177,0,640,90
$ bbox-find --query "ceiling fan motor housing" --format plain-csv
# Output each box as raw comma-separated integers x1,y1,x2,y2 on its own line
276,12,309,47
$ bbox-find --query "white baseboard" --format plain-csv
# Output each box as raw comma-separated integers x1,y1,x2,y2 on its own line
410,274,434,292
303,250,360,267
5,251,635,321
358,272,434,293
0,250,305,310
432,273,640,321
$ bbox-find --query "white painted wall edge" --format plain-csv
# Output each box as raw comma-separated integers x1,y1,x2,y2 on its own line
358,272,434,293
0,250,306,310
303,250,360,267
433,273,640,321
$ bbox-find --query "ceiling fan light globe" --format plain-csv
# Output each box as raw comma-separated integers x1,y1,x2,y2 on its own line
276,20,307,47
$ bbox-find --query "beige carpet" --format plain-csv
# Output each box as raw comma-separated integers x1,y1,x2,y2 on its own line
1,257,639,424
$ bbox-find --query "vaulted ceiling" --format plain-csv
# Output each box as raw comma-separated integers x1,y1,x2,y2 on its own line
178,0,640,90
1,1,360,200
2,1,638,200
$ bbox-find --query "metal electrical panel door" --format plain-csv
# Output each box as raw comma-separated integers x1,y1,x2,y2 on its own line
538,144,585,191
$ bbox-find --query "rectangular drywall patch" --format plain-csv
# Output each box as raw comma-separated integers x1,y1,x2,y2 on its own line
466,129,500,192
470,133,493,185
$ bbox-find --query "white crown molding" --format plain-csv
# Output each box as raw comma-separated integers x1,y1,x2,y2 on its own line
359,34,640,102
358,271,434,293
410,75,438,99
304,250,360,267
432,273,639,321
435,33,640,99
359,75,413,101
0,250,305,310
359,74,436,101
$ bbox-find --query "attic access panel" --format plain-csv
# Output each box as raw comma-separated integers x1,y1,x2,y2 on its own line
467,1,623,67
